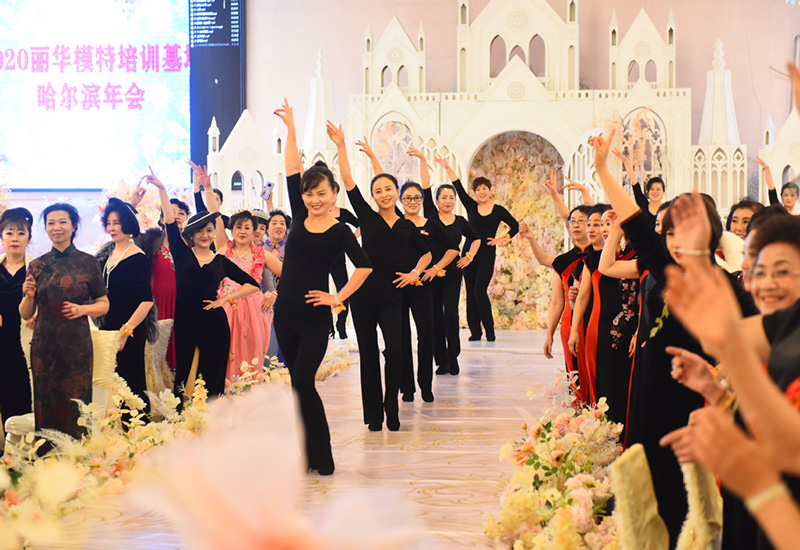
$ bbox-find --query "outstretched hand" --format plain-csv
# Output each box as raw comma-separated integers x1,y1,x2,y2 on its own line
274,98,295,128
589,127,617,171
142,165,166,191
407,145,425,162
562,177,587,194
130,181,147,207
543,168,558,196
434,154,450,170
355,136,375,157
518,220,533,239
187,159,212,190
753,156,768,169
670,190,711,258
326,121,345,146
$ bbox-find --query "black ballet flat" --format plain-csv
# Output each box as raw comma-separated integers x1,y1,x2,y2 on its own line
368,421,382,431
449,359,460,375
468,334,481,341
485,332,496,342
421,389,434,403
402,393,414,402
386,414,401,431
435,365,449,375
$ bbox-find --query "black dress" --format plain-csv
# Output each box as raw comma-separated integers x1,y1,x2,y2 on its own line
346,185,428,428
399,215,459,398
28,244,107,439
583,248,639,426
99,252,153,407
165,222,258,398
0,260,32,420
622,211,758,548
422,188,480,373
451,179,519,339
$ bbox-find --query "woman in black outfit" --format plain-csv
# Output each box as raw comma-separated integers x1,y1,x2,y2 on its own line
329,191,360,339
413,150,480,376
396,176,459,403
274,102,372,475
591,130,758,548
95,199,155,408
0,208,34,422
440,157,519,341
146,169,264,399
328,127,431,432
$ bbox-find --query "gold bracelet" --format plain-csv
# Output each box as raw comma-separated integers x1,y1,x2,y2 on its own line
465,253,473,260
120,324,134,338
745,482,789,514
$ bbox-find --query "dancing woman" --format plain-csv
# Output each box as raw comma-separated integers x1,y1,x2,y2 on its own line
756,156,800,215
327,127,430,432
417,152,480,376
439,157,518,341
274,101,372,474
146,170,262,399
329,195,360,339
0,208,34,422
95,199,155,407
20,204,109,440
590,129,757,547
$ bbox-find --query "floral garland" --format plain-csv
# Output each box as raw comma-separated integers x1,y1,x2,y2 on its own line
485,374,623,550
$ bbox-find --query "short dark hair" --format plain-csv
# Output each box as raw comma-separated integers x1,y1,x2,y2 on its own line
170,198,191,216
101,199,140,237
471,176,491,192
746,204,791,236
725,199,764,231
181,221,216,243
645,177,665,194
228,210,256,230
301,164,336,194
435,183,455,200
400,181,423,196
213,188,224,204
42,203,81,242
660,194,723,255
569,205,592,220
750,215,800,258
0,207,33,236
370,173,399,194
589,203,611,217
781,181,800,195
267,209,291,229
657,201,672,215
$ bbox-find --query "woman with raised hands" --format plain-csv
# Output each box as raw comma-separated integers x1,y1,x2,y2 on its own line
190,162,281,381
589,128,758,548
755,156,799,215
20,203,109,442
145,168,261,400
390,147,460,402
417,151,480,376
0,208,34,423
327,127,429,433
274,101,372,474
439,157,518,341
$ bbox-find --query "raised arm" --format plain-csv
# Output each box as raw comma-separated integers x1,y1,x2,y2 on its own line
355,137,384,175
327,121,356,193
275,99,302,177
754,157,779,205
189,161,229,251
434,154,458,183
407,146,430,189
544,168,570,223
563,177,595,208
519,220,555,268
591,129,639,221
543,271,565,359
598,215,639,279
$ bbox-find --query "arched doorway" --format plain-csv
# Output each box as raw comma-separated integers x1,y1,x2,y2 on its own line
467,131,565,329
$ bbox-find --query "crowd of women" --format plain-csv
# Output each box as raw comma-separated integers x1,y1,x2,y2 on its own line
3,65,800,549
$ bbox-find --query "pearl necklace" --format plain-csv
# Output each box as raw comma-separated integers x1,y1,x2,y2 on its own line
104,240,133,286
193,249,215,265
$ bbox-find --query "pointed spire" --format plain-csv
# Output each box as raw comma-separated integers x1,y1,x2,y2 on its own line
208,116,219,137
712,39,725,71
418,21,425,38
316,48,326,78
667,8,676,26
610,9,617,26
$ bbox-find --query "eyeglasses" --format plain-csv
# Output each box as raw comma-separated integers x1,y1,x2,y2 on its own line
402,196,422,204
568,218,587,226
751,268,800,283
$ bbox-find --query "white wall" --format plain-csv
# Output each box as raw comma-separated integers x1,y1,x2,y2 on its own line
246,0,799,172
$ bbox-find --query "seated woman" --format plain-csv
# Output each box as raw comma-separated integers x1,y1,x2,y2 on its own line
20,203,109,441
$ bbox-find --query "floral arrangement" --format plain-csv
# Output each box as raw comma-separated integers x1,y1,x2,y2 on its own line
95,176,192,231
485,374,623,550
467,132,566,329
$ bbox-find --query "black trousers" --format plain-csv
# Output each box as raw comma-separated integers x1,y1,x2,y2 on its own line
0,349,32,420
273,313,332,463
462,258,495,338
431,270,462,367
329,255,350,335
349,284,401,426
400,283,434,396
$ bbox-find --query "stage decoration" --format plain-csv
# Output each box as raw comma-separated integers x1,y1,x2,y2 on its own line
485,373,623,549
372,121,417,184
95,177,192,232
469,131,565,329
0,155,9,215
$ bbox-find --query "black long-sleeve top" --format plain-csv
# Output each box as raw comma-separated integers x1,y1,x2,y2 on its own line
768,188,781,207
347,185,428,287
632,183,657,229
451,179,519,263
276,174,371,318
337,207,360,229
165,221,258,317
400,215,459,273
422,187,480,260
